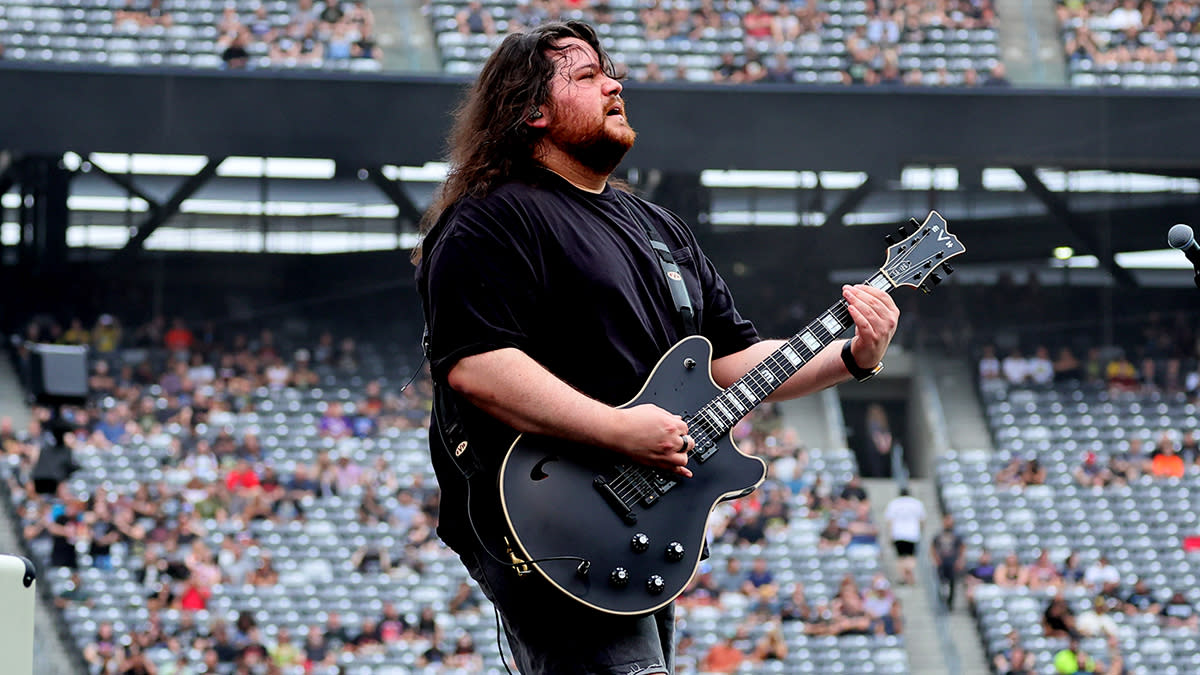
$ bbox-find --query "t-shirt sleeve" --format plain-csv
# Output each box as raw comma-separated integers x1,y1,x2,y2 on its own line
691,245,760,358
421,200,542,380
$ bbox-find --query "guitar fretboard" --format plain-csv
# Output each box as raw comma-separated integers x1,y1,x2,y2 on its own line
606,271,895,507
688,271,893,443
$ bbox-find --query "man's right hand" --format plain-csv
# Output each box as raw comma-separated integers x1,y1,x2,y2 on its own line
610,404,694,478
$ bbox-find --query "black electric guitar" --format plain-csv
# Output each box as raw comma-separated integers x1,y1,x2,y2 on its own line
498,211,965,615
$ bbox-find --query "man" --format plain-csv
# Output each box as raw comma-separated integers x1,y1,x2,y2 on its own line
416,20,899,675
929,513,964,610
884,487,925,585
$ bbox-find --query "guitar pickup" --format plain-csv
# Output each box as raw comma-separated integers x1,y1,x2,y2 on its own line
652,474,677,495
695,441,719,463
594,476,638,524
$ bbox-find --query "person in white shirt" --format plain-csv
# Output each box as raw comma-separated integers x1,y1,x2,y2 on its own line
1028,346,1054,387
1083,555,1121,591
978,344,1001,381
1076,597,1120,638
1001,349,1029,386
884,487,926,585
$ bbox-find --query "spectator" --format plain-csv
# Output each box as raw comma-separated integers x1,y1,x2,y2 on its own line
982,62,1011,87
1001,349,1029,385
930,513,964,610
1053,346,1083,381
1161,590,1199,630
1150,434,1186,479
1077,597,1119,638
456,0,496,37
993,551,1029,589
1084,554,1121,591
978,344,1001,381
702,632,745,673
884,487,925,585
1043,593,1078,639
269,626,304,670
1124,577,1161,614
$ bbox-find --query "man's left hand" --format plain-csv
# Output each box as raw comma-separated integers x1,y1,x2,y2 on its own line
843,284,899,369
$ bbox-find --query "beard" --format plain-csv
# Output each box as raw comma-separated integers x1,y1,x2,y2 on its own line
547,107,636,176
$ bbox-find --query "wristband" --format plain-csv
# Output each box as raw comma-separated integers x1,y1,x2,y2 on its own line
842,340,883,382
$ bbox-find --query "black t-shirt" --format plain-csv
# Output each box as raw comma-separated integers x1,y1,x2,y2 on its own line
417,172,759,550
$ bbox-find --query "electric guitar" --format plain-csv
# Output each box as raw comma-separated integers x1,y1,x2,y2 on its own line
498,211,966,615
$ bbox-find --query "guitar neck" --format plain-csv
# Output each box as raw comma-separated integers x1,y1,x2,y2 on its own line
690,271,895,438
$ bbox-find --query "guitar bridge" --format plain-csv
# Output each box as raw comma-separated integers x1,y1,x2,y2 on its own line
593,475,638,524
504,537,532,576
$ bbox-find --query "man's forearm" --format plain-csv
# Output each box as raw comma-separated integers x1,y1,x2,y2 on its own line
446,347,622,447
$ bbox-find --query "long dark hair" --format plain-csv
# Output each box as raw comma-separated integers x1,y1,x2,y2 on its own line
412,21,619,262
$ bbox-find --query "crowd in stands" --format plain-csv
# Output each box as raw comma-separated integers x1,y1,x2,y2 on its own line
444,0,1004,86
214,0,382,69
1058,0,1200,86
3,311,908,674
956,307,1200,674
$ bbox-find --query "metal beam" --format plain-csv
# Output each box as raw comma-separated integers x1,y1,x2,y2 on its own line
87,163,162,213
364,167,423,232
1014,166,1140,288
824,175,875,227
116,156,224,256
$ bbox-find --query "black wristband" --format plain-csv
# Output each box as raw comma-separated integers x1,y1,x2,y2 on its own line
841,340,883,382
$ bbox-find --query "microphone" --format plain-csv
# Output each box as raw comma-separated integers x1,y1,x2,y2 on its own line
1168,224,1200,288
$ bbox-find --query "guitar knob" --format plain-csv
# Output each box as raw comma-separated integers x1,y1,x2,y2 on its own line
609,567,629,588
646,575,666,594
631,533,650,553
665,541,685,562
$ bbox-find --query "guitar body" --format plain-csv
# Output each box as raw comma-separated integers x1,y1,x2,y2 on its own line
499,336,767,616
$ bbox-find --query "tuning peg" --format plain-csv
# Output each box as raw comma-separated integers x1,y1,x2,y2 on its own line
919,283,931,294
908,218,921,228
896,224,909,237
884,233,897,245
929,272,943,286
943,263,955,275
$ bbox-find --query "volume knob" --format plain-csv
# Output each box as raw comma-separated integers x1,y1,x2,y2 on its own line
631,533,650,553
609,567,630,588
646,575,666,594
665,541,685,562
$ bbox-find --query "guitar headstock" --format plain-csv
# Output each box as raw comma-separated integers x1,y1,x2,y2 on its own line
880,211,966,292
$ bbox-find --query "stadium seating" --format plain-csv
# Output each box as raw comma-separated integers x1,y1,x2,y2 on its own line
1059,0,1200,89
0,0,381,71
938,377,1200,674
430,0,1000,84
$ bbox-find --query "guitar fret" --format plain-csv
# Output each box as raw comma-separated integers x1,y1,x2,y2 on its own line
781,345,802,367
820,312,844,335
714,400,734,423
799,331,821,353
725,392,746,413
737,383,757,403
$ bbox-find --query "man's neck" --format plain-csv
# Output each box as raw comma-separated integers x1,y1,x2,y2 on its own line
537,146,608,193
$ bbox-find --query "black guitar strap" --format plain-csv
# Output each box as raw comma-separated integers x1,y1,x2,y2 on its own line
620,193,698,336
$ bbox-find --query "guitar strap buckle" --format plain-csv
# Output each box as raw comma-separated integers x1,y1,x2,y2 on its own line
504,537,532,576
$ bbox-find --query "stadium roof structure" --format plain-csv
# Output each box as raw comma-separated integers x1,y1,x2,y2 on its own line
2,64,1200,287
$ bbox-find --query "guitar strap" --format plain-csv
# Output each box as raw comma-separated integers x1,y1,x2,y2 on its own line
619,193,698,336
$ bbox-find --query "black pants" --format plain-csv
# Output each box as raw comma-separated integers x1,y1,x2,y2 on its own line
936,563,958,610
461,547,676,675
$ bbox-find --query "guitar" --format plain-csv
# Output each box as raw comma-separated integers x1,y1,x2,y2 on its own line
498,211,965,615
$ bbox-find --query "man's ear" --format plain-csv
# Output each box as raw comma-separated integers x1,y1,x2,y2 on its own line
526,107,548,128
